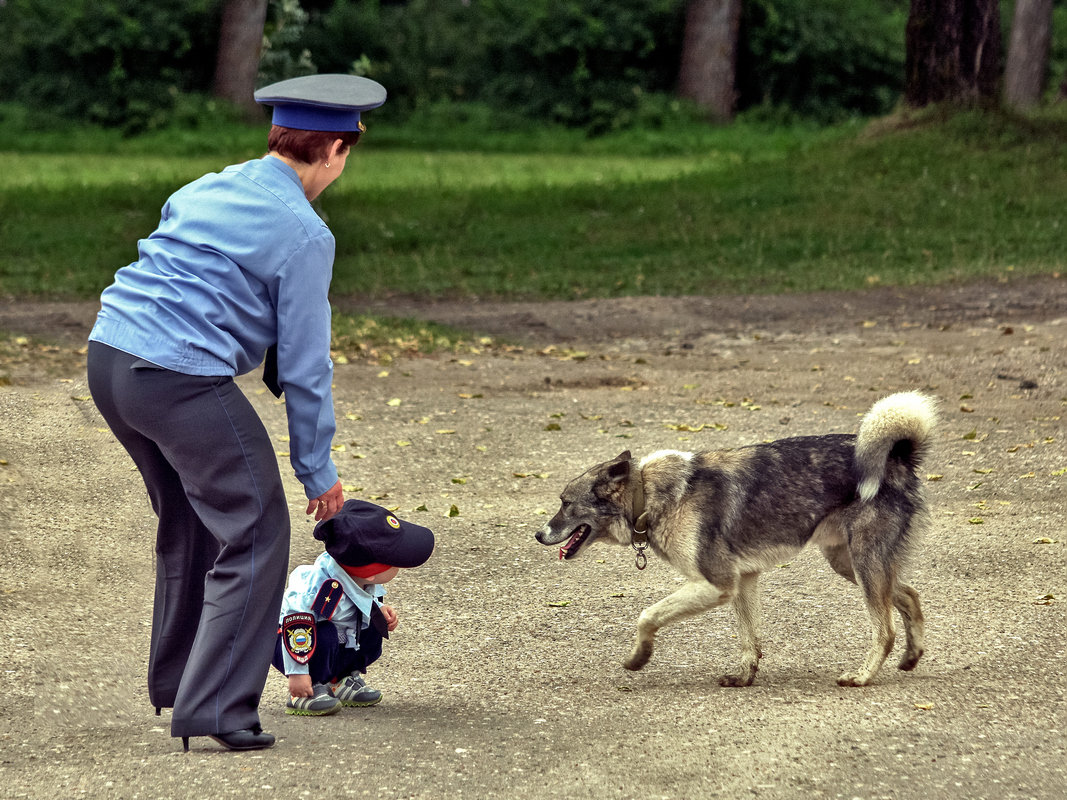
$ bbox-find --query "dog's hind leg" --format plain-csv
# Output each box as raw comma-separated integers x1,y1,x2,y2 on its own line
892,582,924,671
837,566,896,687
721,572,762,687
821,543,924,673
623,579,730,672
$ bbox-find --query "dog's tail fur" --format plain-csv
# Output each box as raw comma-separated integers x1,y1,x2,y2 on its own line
855,391,938,502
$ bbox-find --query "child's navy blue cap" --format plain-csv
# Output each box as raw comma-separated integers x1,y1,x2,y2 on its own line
314,500,434,569
254,74,387,132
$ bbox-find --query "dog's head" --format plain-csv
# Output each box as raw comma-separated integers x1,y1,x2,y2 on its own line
536,450,635,561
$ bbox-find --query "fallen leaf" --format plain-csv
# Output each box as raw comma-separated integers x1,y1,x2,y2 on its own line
1033,538,1058,545
447,504,460,518
927,474,944,482
914,702,934,711
386,398,402,406
396,440,412,447
968,517,984,524
547,601,570,607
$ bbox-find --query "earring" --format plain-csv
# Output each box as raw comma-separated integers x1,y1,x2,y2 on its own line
324,162,331,168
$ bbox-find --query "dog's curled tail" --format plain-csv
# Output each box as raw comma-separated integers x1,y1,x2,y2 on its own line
855,391,938,502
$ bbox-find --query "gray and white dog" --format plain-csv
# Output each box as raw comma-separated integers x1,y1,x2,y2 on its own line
536,391,938,687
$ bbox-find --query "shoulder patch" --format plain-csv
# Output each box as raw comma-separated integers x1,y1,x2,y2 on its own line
282,612,316,664
313,579,344,619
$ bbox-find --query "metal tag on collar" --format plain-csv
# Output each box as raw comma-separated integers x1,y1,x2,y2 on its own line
631,516,649,571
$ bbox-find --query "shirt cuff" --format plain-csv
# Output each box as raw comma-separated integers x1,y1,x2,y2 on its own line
301,461,339,500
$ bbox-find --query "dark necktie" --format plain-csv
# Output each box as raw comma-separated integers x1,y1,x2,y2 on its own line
263,345,282,397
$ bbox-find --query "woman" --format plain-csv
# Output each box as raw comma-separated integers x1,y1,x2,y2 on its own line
86,74,386,751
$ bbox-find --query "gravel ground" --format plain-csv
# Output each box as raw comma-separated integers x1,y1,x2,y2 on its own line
1,276,1065,800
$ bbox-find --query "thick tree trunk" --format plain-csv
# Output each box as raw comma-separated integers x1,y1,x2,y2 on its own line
1004,0,1053,109
213,0,269,118
904,0,1002,107
678,0,742,121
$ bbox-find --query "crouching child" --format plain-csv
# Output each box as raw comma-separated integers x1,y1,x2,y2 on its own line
273,500,435,716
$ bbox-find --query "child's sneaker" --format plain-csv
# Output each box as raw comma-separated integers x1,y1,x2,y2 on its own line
286,683,341,716
333,673,382,707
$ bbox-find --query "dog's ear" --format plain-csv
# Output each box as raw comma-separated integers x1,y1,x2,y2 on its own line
606,454,631,483
614,450,632,462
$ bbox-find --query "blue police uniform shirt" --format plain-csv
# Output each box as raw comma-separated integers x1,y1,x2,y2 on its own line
278,551,387,676
89,155,339,498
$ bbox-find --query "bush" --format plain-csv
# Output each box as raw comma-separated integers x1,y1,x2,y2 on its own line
0,0,220,133
737,0,907,121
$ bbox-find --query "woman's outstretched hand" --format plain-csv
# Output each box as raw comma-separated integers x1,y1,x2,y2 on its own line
307,480,344,522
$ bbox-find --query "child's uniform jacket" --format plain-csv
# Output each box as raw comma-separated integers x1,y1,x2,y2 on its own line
278,551,387,676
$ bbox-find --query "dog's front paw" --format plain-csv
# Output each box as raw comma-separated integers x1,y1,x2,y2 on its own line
719,664,757,688
623,643,652,671
836,671,871,687
718,673,754,688
897,647,923,672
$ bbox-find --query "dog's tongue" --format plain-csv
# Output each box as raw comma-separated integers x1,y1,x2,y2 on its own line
559,546,565,560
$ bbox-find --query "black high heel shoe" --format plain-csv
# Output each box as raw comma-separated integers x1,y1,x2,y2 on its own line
181,725,275,752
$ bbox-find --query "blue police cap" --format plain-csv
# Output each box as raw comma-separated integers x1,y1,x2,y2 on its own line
254,74,387,132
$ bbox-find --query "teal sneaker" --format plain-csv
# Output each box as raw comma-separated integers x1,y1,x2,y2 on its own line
285,683,341,716
333,673,382,707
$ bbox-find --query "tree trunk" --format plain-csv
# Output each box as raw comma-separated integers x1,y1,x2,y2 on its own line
904,0,1002,107
213,0,269,119
1004,0,1053,109
678,0,742,121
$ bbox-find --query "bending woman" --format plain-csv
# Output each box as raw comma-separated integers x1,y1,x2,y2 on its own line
86,75,385,751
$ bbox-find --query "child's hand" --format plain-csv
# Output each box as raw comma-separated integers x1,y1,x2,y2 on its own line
288,673,314,698
382,604,399,632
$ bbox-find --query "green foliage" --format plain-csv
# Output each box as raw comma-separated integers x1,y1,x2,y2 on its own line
737,0,907,122
259,0,317,85
0,0,935,131
296,0,904,129
0,0,220,133
474,0,685,131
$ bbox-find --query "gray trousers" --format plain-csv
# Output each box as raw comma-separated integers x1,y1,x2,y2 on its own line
87,342,290,738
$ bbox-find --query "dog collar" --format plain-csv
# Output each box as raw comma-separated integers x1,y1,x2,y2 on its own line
630,465,650,570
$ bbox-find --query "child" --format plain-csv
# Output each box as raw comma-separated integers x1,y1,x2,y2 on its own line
273,500,435,716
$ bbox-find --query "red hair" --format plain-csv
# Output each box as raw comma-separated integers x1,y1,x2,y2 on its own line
267,125,362,165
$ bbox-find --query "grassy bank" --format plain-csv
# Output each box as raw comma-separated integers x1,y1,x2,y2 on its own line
1,107,1065,301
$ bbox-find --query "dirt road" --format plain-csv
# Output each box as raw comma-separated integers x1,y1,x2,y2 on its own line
1,277,1064,799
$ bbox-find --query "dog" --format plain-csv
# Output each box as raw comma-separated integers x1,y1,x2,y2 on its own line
535,391,938,687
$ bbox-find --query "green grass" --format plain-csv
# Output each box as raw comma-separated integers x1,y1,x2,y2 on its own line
1,106,1065,302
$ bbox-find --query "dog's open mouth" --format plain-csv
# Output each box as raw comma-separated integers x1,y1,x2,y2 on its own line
558,524,591,560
